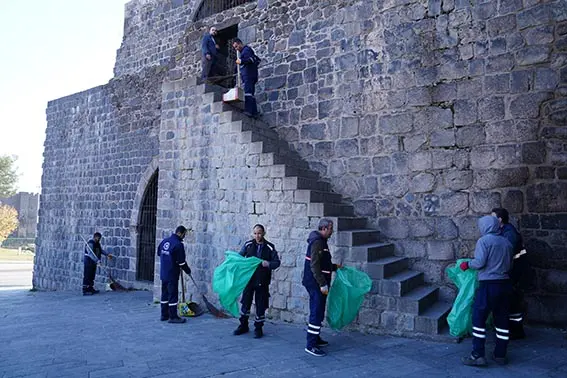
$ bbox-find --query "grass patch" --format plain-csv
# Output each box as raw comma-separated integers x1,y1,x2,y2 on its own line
0,247,35,262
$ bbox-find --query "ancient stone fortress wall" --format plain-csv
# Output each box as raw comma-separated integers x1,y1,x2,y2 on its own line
36,0,567,329
35,71,164,290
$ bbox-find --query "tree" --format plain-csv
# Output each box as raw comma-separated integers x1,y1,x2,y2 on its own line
0,155,18,197
0,204,18,244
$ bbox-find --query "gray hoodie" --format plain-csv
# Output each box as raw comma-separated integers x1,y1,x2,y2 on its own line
469,216,513,281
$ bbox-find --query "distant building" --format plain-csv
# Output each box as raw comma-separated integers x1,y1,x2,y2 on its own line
0,192,39,238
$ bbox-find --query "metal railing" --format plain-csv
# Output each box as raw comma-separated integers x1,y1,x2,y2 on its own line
194,0,254,21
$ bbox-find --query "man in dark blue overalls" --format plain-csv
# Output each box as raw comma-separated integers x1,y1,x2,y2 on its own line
233,224,280,338
492,208,533,340
157,225,192,324
82,232,113,295
302,218,341,357
201,26,219,81
233,38,260,117
460,216,513,366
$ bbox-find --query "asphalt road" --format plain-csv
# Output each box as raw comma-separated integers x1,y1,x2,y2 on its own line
0,262,33,291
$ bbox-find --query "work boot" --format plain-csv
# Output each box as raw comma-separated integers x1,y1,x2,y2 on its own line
160,316,169,321
461,354,487,367
254,326,263,339
233,316,249,335
304,346,326,357
168,317,186,324
492,354,508,365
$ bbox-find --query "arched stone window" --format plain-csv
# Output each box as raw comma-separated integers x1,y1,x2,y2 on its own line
193,0,255,21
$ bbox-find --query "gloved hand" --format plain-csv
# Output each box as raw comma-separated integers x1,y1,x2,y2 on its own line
459,261,469,271
261,260,270,268
335,263,343,269
320,285,329,295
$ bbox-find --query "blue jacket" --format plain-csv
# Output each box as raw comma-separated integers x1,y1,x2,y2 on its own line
239,239,280,287
469,216,513,281
302,231,337,288
201,33,218,57
501,223,533,288
239,45,259,81
501,223,523,255
157,234,191,281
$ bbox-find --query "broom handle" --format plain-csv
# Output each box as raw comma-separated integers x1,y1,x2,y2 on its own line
180,272,186,302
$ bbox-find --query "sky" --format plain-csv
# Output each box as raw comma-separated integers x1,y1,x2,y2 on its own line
0,0,130,194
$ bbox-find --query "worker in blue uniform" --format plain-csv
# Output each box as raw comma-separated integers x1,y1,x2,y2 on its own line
233,38,261,117
302,218,341,357
82,232,113,295
234,224,280,338
460,216,513,366
157,225,192,324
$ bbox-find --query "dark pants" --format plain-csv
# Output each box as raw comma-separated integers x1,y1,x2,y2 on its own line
509,287,525,338
243,77,258,115
240,283,269,328
82,258,97,292
472,280,513,358
202,56,218,80
305,284,327,348
161,279,180,319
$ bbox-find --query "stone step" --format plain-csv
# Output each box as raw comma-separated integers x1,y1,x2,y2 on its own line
308,202,355,217
415,301,452,335
349,242,394,262
259,152,310,171
220,110,246,124
335,229,381,247
397,285,439,315
232,120,280,140
240,130,280,145
269,164,319,180
365,256,408,279
202,91,224,104
211,100,243,113
377,270,424,297
294,189,342,204
326,216,367,231
197,83,226,95
283,177,331,192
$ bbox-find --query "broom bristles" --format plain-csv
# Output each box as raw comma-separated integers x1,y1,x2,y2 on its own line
202,294,230,318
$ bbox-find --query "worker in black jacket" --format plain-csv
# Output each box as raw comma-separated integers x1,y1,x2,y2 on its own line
233,224,280,338
82,232,113,295
157,225,192,324
302,218,341,357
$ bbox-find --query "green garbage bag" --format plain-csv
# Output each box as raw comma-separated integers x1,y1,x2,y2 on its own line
446,258,479,338
212,251,262,317
326,266,372,330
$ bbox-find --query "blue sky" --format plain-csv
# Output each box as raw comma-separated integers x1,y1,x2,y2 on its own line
0,0,129,193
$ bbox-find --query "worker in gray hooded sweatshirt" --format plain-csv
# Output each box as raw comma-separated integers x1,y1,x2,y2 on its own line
460,215,513,367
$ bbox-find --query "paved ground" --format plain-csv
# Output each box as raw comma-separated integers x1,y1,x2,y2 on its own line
0,286,566,378
0,262,32,291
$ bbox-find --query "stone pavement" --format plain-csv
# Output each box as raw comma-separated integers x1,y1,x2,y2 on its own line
0,289,565,378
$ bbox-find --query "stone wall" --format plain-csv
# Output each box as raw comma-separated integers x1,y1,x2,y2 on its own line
0,192,39,238
36,0,567,327
167,0,567,324
35,69,164,290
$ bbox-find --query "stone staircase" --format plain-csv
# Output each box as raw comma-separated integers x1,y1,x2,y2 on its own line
199,82,452,338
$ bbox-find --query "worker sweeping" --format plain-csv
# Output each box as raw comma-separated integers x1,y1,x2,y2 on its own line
157,225,192,324
82,232,113,295
233,224,280,339
232,38,261,117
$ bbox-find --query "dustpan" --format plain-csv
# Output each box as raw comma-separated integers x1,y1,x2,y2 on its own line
178,273,204,317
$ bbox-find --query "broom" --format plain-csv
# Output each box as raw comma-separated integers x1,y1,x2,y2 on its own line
178,273,204,317
187,273,229,318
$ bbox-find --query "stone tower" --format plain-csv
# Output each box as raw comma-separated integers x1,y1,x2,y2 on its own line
36,0,567,335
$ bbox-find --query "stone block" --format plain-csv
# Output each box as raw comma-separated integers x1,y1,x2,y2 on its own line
379,175,410,198
391,152,409,174
527,183,567,212
378,218,410,239
404,134,427,152
432,149,455,169
430,130,455,147
341,117,359,138
438,191,469,216
288,31,305,47
479,96,505,121
436,217,459,240
347,157,371,175
300,123,326,140
471,191,502,213
522,142,547,164
487,14,516,37
470,146,496,169
408,219,435,238
454,99,477,126
517,46,551,66
443,169,473,190
431,83,456,103
360,115,378,136
354,199,377,217
411,173,435,193
409,151,432,171
427,241,455,260
456,216,481,240
535,68,560,91
357,307,381,327
535,166,555,179
373,156,392,174
381,311,415,331
517,4,553,30
418,107,453,131
335,139,359,157
474,167,529,189
456,125,485,147
486,53,514,74
379,113,413,134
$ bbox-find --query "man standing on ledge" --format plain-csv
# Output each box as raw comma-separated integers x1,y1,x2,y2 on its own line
233,38,260,117
302,218,341,357
157,225,192,324
201,26,219,81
